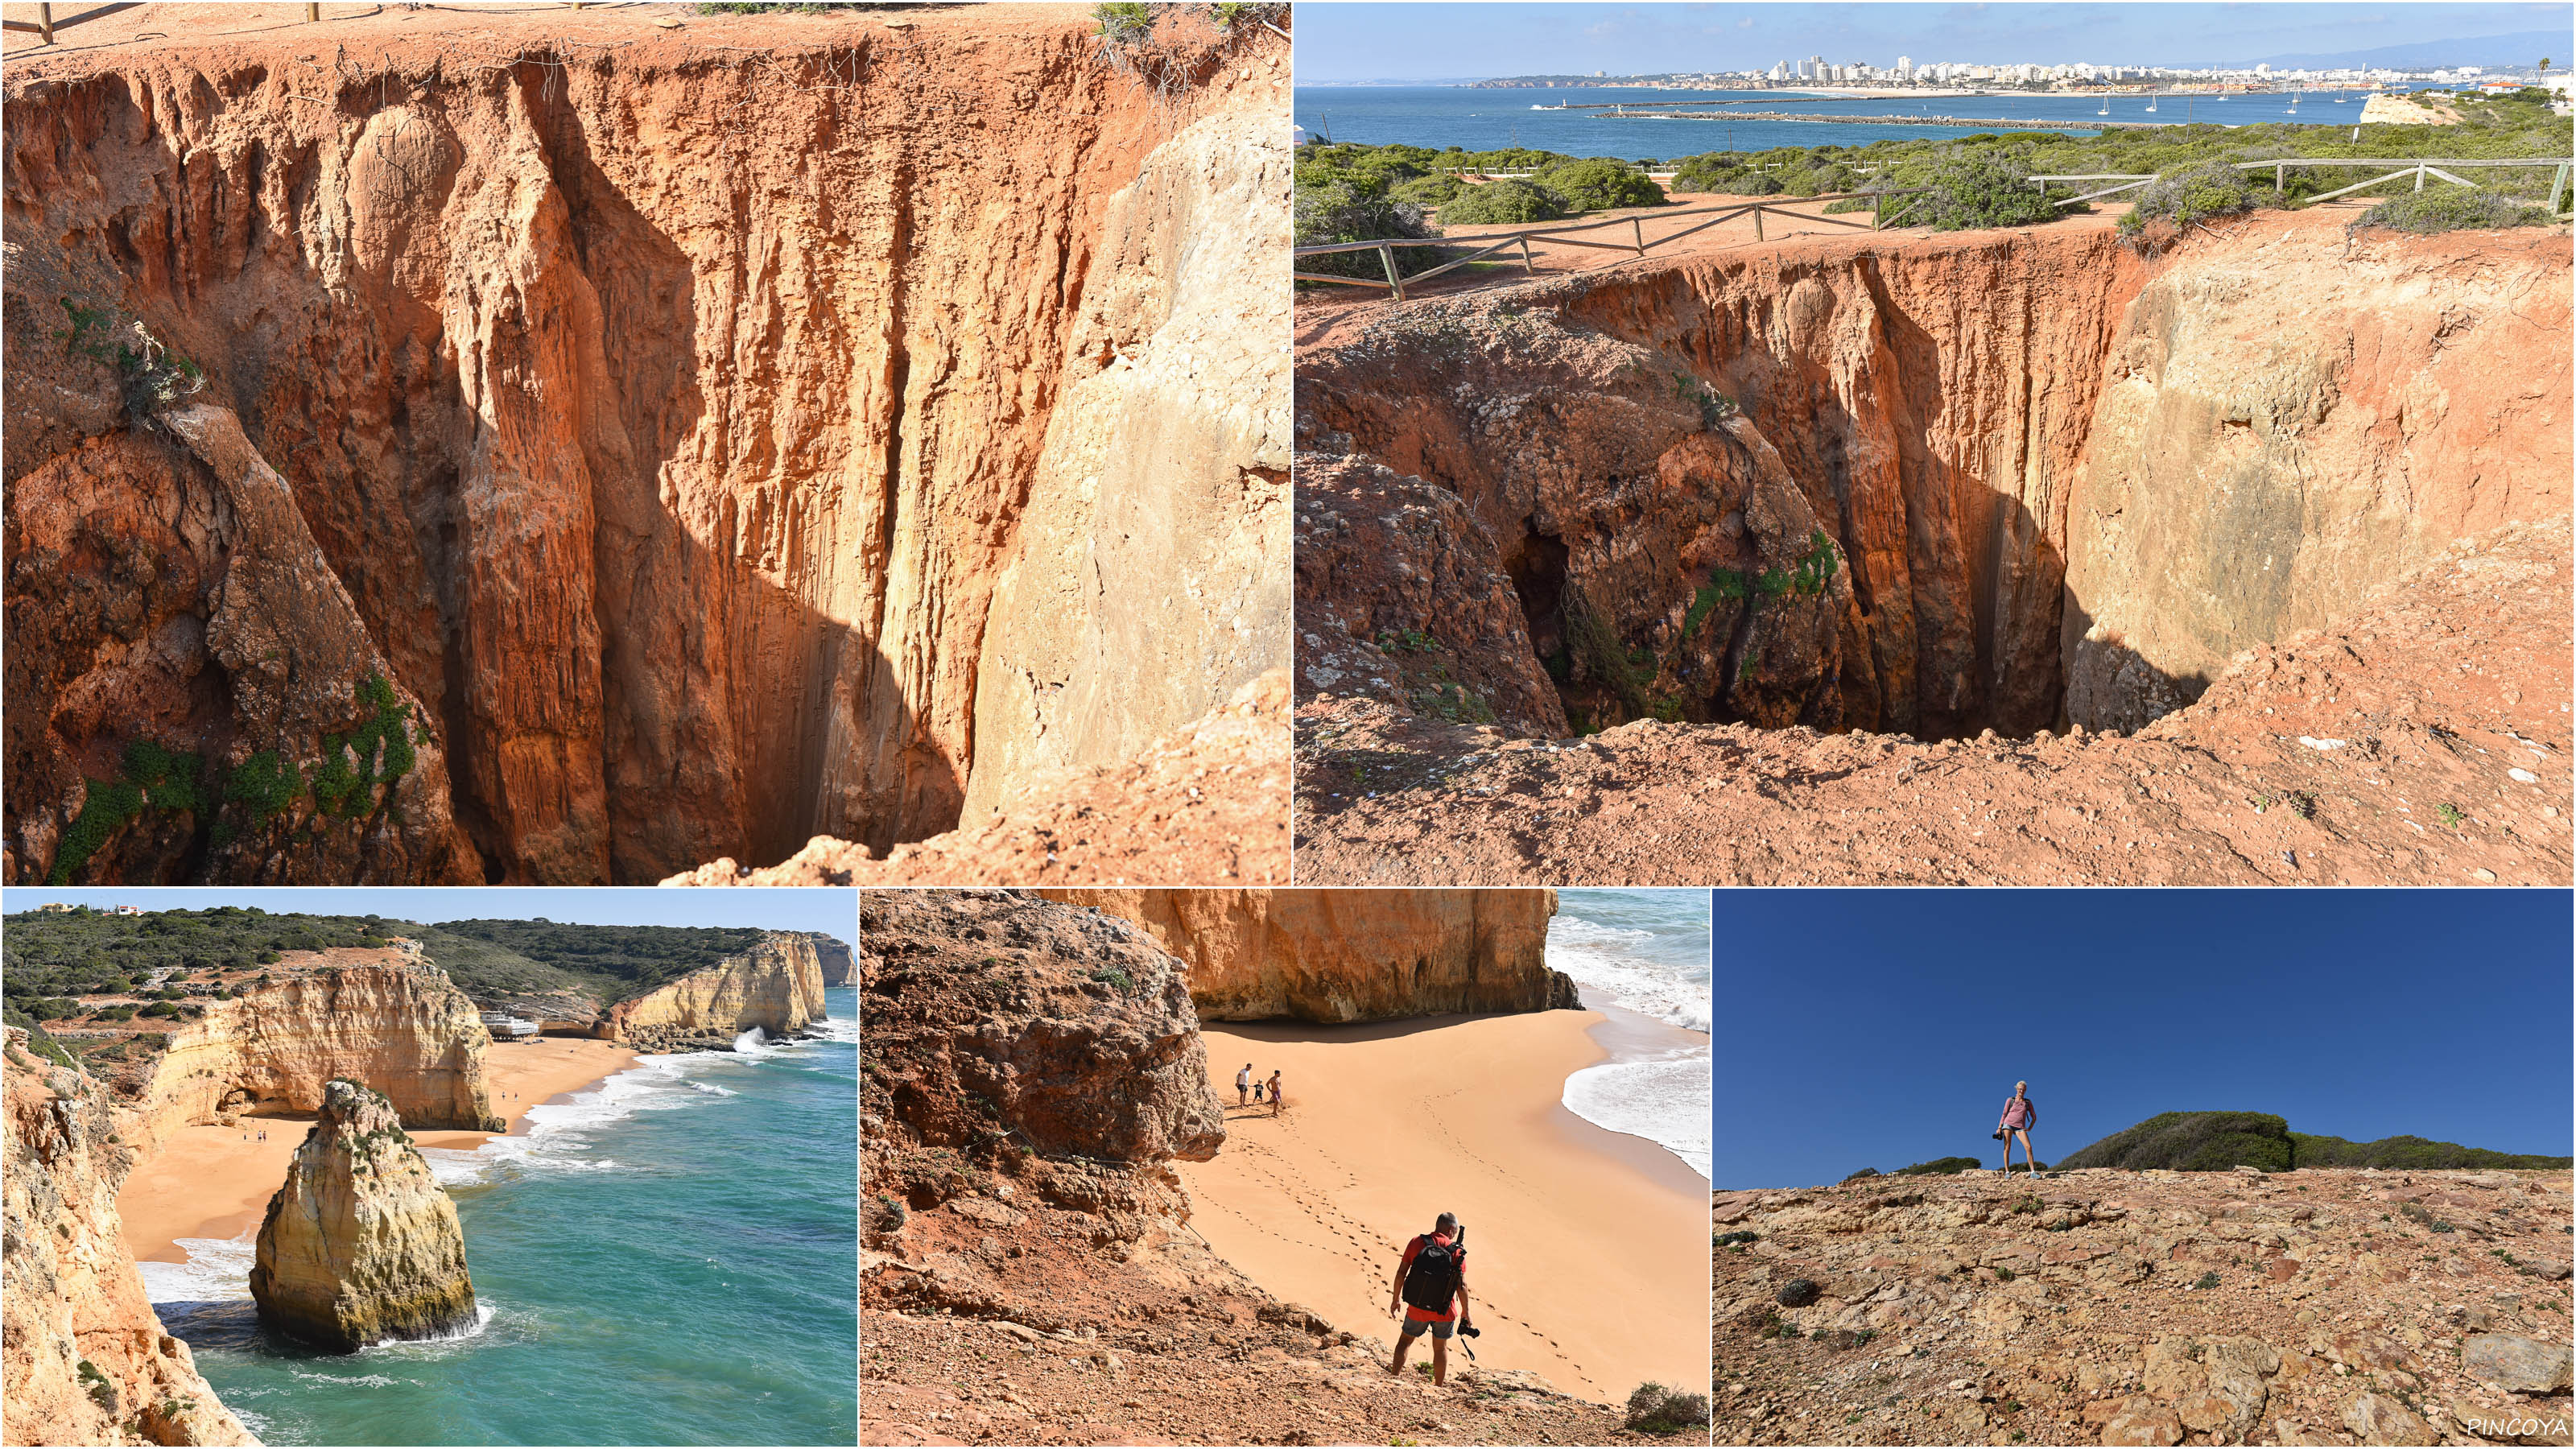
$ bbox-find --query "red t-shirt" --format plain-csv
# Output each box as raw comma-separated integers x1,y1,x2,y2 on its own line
1399,1232,1465,1322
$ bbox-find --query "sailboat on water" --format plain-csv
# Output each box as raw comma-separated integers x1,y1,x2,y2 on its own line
2097,96,2109,115
2146,94,2157,112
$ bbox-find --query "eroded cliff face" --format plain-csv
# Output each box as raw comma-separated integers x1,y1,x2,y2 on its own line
598,931,828,1051
249,1080,476,1353
1296,208,2568,743
2062,221,2570,731
1042,887,1575,1022
4,8,1287,886
811,934,856,988
2,1030,257,1447
128,960,500,1146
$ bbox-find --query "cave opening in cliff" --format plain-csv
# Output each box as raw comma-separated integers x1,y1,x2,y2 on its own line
3,8,1289,887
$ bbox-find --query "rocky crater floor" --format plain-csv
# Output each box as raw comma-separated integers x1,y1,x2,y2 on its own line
1710,1167,2574,1447
859,890,1662,1447
1291,207,2569,886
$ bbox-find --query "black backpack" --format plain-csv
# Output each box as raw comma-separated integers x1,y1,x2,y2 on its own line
1402,1236,1461,1311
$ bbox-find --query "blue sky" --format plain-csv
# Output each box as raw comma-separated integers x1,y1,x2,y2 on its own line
1294,3,2570,82
1713,889,2574,1188
1,886,855,949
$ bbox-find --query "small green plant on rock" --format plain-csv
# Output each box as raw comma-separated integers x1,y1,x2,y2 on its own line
2194,1270,2223,1290
2435,803,2465,829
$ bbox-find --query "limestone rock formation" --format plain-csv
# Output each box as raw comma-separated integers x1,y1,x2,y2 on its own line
3,6,1288,887
2,1029,257,1447
810,934,856,988
597,932,828,1051
249,1080,477,1352
1040,888,1577,1022
861,890,1223,1170
126,959,502,1145
1711,1165,2574,1446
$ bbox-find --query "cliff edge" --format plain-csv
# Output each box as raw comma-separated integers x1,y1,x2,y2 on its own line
2,1028,255,1447
1040,887,1576,1021
597,931,827,1051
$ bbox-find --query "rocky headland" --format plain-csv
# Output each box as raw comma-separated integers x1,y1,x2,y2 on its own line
1292,204,2569,885
247,1080,477,1352
1710,1166,2574,1447
860,890,1657,1446
3,2,1287,887
2,1027,256,1447
1038,887,1577,1021
596,931,830,1052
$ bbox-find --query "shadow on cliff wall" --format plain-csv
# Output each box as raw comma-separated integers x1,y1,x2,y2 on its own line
0,64,934,884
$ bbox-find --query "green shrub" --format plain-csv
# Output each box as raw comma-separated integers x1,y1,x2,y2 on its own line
224,751,303,825
2294,1131,2568,1171
122,740,203,815
1092,1,1153,46
1624,1382,1711,1434
1542,157,1666,212
2194,1271,2223,1290
2058,1111,2293,1171
2118,160,2262,238
2355,188,2553,233
1911,152,2060,231
1389,173,1467,208
48,778,146,885
1294,181,1444,281
1438,177,1567,225
1894,1156,1984,1176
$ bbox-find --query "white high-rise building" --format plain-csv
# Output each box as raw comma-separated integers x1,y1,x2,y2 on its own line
1897,56,1912,73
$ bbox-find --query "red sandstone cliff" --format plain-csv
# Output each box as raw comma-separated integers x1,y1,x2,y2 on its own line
4,4,1286,886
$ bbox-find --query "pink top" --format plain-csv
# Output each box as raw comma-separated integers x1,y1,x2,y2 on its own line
2000,1095,2035,1129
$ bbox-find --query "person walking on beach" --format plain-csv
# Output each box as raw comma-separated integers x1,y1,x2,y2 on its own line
1236,1063,1253,1107
1267,1069,1284,1117
1997,1080,2038,1176
1387,1212,1473,1386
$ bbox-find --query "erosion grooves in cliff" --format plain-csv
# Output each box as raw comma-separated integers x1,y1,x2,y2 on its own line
4,4,1289,886
1294,206,2572,886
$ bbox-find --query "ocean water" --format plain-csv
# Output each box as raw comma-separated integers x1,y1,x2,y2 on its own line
1298,85,2367,159
137,989,857,1447
1550,890,1711,1180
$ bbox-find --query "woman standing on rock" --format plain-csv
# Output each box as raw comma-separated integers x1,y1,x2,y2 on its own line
1997,1081,2038,1176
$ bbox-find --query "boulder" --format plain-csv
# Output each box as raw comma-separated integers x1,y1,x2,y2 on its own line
2099,1397,2184,1446
2465,1335,2575,1395
249,1079,477,1352
2342,1392,2438,1445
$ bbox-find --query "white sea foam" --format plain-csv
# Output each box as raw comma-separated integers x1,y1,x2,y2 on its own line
1547,916,1712,1034
360,1300,495,1350
136,1232,258,1303
806,1015,861,1045
1563,1046,1713,1180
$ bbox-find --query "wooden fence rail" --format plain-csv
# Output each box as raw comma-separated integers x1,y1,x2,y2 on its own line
1292,189,1928,300
2028,156,2574,209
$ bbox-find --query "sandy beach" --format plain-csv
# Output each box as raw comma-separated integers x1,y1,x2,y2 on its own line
118,1037,638,1263
1178,1010,1710,1405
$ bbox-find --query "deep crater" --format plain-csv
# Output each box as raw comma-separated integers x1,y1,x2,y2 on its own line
1294,207,2570,749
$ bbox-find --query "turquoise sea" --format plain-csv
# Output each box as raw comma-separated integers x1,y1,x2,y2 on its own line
139,989,857,1447
1298,85,2374,159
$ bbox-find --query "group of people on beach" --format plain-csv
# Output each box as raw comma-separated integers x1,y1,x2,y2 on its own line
1232,1063,1285,1116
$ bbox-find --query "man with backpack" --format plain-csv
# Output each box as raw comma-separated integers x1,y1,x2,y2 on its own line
1386,1212,1474,1385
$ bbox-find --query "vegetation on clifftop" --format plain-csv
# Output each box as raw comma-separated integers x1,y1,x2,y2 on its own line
2058,1110,2571,1172
420,920,769,1004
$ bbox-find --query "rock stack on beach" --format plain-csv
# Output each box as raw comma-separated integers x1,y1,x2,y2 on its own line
250,1080,477,1352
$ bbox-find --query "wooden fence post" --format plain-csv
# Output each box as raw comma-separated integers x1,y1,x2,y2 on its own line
1753,205,1765,242
2413,162,2425,192
2276,162,2285,195
37,4,53,44
306,3,321,19
1377,244,1404,303
1873,192,1884,230
2550,162,2571,217
1519,236,1535,276
1632,217,1645,257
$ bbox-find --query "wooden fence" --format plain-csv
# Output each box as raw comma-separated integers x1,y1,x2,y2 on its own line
2029,156,2574,215
1298,155,2574,303
1291,189,1927,301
